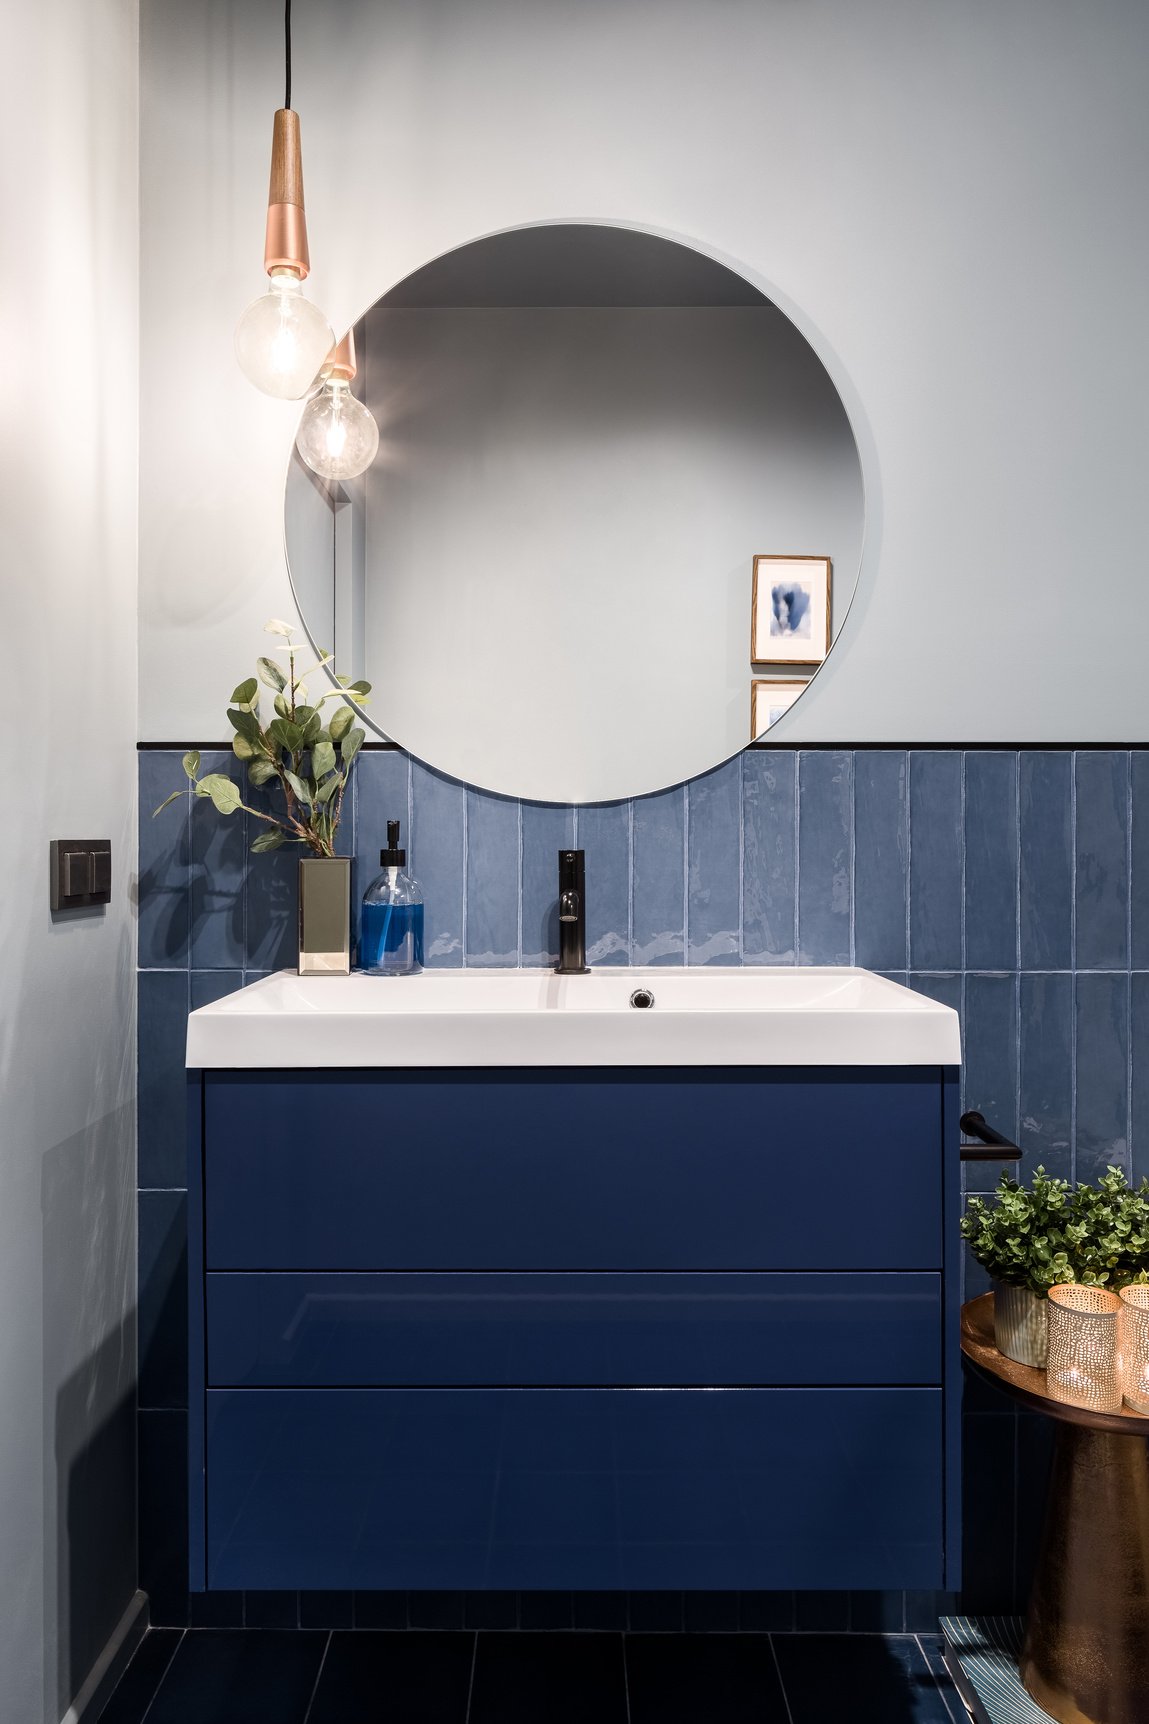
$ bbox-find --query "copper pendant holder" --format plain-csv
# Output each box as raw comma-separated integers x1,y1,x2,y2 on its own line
264,108,311,278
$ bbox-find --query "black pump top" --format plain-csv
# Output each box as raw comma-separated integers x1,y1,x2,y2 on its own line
380,820,406,867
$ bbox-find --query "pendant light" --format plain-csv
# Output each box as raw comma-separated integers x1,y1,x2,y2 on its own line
295,329,380,480
234,0,334,399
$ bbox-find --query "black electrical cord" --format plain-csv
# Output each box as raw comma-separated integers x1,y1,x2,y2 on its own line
285,0,292,109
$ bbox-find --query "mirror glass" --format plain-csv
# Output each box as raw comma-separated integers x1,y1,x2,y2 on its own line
286,223,865,803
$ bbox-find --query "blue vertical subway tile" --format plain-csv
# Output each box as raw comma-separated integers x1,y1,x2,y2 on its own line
1131,975,1149,1185
1132,754,1149,968
243,772,299,973
742,751,796,964
578,801,631,966
466,790,520,965
964,974,1019,1145
797,751,852,965
138,970,190,1190
852,751,908,971
632,786,686,966
687,758,741,965
964,752,1019,971
138,1190,188,1411
1076,752,1129,971
410,760,465,966
188,752,246,970
1019,974,1073,1180
354,749,410,954
138,751,191,968
190,970,243,1010
1019,752,1073,970
521,802,576,966
1075,972,1129,1180
908,752,962,971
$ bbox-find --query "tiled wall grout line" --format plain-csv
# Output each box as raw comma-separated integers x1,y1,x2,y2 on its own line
766,1633,797,1724
912,1633,961,1724
463,1628,479,1724
137,1628,186,1724
299,1630,334,1724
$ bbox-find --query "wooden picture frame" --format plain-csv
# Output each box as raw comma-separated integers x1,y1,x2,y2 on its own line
751,677,808,741
751,555,832,666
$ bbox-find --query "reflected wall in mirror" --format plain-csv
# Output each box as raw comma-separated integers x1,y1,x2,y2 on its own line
286,223,865,803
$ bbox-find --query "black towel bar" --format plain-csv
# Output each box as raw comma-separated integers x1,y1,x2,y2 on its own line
959,1109,1022,1162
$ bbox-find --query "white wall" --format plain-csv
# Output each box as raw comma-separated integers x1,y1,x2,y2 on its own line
0,4,139,1720
140,0,1149,751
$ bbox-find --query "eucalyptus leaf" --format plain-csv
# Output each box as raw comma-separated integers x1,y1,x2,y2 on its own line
301,709,322,745
181,750,201,781
247,758,278,786
317,773,341,804
341,726,365,764
196,773,243,816
269,717,303,754
274,692,290,719
152,790,185,816
328,706,354,744
250,827,287,852
230,676,258,707
257,656,287,691
311,740,336,779
232,734,256,761
227,706,262,742
284,770,313,806
265,618,295,637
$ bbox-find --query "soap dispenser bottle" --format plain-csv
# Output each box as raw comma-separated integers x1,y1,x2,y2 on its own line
360,821,424,975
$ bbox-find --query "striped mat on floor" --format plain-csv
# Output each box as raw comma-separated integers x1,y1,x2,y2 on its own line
939,1618,1053,1723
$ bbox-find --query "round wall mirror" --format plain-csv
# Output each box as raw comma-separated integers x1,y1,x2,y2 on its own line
285,223,865,803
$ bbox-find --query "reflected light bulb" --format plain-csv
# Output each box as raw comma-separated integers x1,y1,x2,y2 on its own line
296,377,380,480
235,269,334,400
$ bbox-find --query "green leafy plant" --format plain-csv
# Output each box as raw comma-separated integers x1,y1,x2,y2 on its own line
153,619,371,857
961,1165,1149,1296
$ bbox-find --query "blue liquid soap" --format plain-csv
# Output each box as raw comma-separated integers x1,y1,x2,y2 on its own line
360,899,424,975
360,819,424,976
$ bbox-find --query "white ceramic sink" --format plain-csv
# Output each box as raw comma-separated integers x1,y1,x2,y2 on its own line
186,966,960,1068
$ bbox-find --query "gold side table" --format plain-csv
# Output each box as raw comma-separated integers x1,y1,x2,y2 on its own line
962,1293,1149,1724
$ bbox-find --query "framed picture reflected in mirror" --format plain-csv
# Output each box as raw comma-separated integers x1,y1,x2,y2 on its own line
751,554,832,666
751,677,809,741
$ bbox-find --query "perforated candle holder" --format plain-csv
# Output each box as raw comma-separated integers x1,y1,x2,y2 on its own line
1118,1285,1149,1415
1047,1284,1123,1414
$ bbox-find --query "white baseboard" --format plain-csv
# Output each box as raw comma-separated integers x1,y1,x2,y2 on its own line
59,1590,149,1724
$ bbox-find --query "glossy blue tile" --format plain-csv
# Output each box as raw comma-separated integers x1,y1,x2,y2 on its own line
797,752,852,965
521,802,576,966
353,748,410,938
1076,972,1130,1180
466,789,519,966
774,1634,953,1724
145,1630,326,1724
853,752,908,971
138,970,189,1190
188,752,246,969
242,775,298,974
626,1632,788,1724
1019,973,1073,1179
908,972,962,1015
1132,975,1149,1185
1076,751,1129,970
964,974,1019,1151
410,759,465,966
309,1632,474,1724
909,752,962,971
138,1411,188,1628
964,753,1018,971
139,752,191,968
190,970,243,1011
1133,755,1149,968
632,786,685,966
742,751,796,964
138,1191,187,1411
578,801,631,966
1020,751,1073,970
687,758,741,965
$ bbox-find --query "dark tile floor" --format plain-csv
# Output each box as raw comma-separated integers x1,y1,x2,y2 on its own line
98,1627,965,1723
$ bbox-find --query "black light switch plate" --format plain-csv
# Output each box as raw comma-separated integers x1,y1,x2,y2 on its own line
50,840,112,910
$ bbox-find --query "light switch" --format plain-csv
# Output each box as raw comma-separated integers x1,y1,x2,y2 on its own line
50,840,112,910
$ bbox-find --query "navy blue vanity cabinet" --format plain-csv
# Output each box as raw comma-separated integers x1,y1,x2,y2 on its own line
188,1066,962,1592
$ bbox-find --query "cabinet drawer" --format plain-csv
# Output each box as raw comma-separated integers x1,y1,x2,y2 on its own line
206,1271,942,1387
203,1069,942,1270
204,1386,944,1590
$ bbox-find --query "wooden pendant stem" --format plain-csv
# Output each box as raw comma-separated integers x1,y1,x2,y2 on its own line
264,109,311,278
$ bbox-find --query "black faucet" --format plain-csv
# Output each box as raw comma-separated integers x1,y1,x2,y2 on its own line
556,850,588,974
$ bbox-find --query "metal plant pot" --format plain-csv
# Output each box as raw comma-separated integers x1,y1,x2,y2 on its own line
993,1280,1049,1368
298,856,351,975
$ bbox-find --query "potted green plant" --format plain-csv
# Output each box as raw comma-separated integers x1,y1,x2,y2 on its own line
962,1166,1149,1367
154,619,371,972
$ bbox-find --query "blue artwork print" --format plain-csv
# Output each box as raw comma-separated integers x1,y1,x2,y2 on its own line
771,582,812,638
